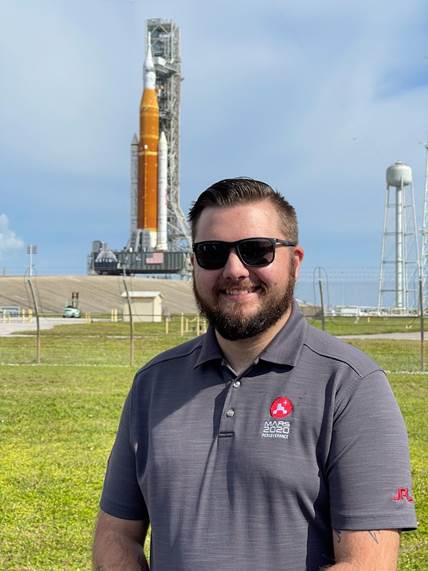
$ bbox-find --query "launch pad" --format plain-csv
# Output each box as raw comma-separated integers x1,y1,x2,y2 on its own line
89,19,191,277
89,241,188,276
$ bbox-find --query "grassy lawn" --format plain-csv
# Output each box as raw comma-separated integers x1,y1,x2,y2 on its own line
347,338,428,373
0,365,133,570
0,319,201,367
2,315,426,370
392,373,428,569
0,328,426,569
1,316,206,367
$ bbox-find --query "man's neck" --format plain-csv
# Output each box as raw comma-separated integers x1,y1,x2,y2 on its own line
215,307,292,375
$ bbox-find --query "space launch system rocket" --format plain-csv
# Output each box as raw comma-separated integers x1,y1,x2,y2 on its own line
90,20,190,276
135,34,168,251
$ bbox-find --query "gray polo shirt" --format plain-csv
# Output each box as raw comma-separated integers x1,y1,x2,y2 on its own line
100,304,416,570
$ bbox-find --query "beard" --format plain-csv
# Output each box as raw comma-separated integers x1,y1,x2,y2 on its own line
193,267,296,341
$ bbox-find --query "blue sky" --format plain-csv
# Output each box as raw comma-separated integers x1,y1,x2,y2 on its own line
1,0,427,286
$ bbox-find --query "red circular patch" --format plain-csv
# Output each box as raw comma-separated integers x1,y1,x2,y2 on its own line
270,397,293,419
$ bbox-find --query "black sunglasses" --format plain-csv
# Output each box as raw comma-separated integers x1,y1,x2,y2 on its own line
192,237,297,270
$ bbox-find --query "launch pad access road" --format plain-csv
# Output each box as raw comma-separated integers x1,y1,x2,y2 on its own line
0,318,87,337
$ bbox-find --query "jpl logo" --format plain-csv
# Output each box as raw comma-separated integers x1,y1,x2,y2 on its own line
392,488,414,503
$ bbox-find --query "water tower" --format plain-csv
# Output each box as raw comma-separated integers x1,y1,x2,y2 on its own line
378,161,419,313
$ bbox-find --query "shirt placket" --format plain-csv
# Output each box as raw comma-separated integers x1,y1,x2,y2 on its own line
218,361,253,437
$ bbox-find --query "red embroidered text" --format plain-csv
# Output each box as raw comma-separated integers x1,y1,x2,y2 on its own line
392,488,414,503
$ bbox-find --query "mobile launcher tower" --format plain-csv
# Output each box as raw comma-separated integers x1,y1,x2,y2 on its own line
89,19,191,276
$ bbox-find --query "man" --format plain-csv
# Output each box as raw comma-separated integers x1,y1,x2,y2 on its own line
93,178,416,570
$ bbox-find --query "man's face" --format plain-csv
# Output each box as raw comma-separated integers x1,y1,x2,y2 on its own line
192,200,304,341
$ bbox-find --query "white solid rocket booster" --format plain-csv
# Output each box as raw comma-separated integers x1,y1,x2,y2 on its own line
157,131,168,251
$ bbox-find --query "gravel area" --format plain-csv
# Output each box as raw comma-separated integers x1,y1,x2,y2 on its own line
0,317,86,336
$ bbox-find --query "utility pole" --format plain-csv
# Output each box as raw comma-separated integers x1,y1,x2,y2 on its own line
27,245,37,277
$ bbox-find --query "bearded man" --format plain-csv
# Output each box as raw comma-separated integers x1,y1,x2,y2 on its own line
93,178,416,570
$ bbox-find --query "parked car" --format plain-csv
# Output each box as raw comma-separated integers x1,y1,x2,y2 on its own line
63,305,81,318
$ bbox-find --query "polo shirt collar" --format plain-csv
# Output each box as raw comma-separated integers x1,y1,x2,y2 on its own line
195,301,307,368
258,302,306,367
195,326,223,367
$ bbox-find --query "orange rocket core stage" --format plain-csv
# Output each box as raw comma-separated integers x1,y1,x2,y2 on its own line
137,87,159,231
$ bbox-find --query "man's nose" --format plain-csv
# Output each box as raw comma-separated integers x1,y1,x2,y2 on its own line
221,249,250,279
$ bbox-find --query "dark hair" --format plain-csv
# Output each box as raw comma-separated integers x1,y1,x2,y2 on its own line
188,177,298,242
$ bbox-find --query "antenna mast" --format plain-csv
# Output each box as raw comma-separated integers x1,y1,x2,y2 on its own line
421,142,428,308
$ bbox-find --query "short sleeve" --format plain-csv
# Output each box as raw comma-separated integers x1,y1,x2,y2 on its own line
100,387,149,522
327,370,417,531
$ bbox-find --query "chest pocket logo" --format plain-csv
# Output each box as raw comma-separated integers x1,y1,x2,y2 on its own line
260,396,294,440
270,396,293,418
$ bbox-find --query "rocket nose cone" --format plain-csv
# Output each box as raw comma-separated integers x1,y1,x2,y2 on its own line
144,32,155,71
144,33,156,89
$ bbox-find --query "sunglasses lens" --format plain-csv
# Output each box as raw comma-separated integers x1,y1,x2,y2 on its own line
195,243,229,269
238,239,274,266
194,239,276,269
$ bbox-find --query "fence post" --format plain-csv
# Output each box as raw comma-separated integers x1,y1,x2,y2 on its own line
419,276,425,371
122,279,134,367
318,279,326,332
180,313,184,336
27,278,41,364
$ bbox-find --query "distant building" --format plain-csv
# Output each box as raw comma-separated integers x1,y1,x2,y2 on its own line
122,291,163,322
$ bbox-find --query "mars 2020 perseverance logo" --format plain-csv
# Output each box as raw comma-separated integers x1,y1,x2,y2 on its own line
270,397,293,418
261,397,294,439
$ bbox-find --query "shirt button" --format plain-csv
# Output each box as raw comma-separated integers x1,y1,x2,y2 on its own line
225,408,235,418
233,380,241,389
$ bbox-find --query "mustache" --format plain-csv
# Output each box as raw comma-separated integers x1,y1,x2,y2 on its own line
214,279,266,293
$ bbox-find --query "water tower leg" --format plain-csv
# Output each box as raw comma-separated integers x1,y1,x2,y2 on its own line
396,183,404,310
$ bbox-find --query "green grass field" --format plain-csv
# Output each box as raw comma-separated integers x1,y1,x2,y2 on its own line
0,322,427,570
1,314,427,370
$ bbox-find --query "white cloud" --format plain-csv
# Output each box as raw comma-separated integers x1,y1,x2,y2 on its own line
0,215,25,256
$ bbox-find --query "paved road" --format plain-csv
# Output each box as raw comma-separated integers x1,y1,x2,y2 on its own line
339,332,423,340
0,318,86,336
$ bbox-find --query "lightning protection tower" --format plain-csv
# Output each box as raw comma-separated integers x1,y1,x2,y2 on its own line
421,142,428,309
378,161,420,314
143,18,191,252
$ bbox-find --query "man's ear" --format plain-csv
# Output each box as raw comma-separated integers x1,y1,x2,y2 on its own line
293,246,304,279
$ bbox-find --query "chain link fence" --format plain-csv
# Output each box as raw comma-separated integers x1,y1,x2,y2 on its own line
0,277,426,372
1,309,427,373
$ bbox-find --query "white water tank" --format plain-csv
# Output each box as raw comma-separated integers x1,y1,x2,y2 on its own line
386,161,412,188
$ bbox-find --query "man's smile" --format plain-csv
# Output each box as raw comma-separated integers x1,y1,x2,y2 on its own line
217,284,264,302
